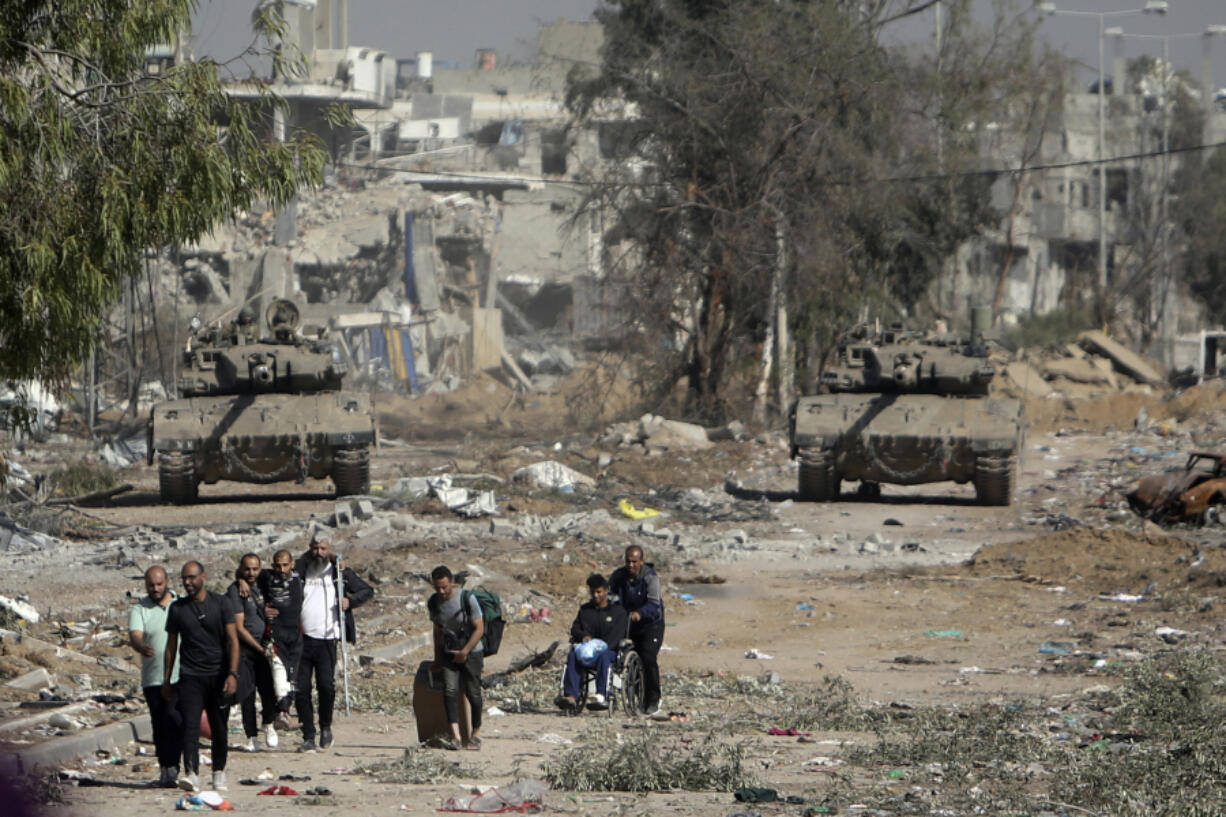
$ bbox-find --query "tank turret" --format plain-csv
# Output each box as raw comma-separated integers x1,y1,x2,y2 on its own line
178,300,348,396
789,320,1022,506
148,299,375,504
821,339,996,396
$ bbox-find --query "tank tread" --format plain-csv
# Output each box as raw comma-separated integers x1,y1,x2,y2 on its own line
158,450,199,505
974,455,1015,506
333,446,371,497
797,448,840,502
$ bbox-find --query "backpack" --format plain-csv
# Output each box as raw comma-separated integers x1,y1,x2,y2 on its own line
462,587,505,657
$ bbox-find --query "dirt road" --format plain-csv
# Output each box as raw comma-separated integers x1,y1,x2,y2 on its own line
7,386,1226,815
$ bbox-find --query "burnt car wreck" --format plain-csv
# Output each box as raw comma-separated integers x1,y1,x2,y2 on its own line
1125,451,1226,525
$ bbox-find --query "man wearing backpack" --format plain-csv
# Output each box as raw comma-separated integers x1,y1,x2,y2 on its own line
427,565,484,751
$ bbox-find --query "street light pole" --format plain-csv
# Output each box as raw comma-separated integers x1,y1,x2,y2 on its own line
1037,2,1167,295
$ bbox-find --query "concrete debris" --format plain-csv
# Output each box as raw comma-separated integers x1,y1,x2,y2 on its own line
1078,330,1165,386
638,415,712,451
5,667,53,691
98,431,147,468
510,460,595,491
0,517,61,554
0,594,40,624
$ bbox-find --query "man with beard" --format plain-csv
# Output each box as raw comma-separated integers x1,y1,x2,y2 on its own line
163,561,239,793
293,534,373,752
608,545,666,717
127,565,182,787
258,549,304,718
226,553,280,751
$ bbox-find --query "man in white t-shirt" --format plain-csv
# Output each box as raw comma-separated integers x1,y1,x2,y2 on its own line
292,534,373,752
127,565,181,788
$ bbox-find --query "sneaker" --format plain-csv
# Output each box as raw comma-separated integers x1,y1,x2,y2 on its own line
177,771,200,793
237,737,257,753
263,723,279,748
319,727,333,749
297,738,317,753
590,694,608,711
211,771,228,792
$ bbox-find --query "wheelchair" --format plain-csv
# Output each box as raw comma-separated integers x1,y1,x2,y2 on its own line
559,637,646,716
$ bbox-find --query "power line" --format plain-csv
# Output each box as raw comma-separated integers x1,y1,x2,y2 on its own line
336,137,1226,190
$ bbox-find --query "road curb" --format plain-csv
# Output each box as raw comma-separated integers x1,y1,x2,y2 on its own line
0,715,152,776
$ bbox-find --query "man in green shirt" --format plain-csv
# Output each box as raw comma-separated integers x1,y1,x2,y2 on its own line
127,565,181,788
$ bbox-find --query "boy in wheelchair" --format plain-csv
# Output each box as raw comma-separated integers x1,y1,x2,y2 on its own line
558,573,628,711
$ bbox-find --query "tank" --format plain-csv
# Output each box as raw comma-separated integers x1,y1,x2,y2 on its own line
789,322,1022,505
147,300,376,504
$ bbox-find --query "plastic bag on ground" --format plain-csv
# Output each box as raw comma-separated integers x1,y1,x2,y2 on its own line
440,779,549,813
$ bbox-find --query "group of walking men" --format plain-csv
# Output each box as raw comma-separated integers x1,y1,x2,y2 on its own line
127,535,372,792
128,539,664,784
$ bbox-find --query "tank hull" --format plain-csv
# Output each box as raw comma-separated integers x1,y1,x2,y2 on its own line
791,393,1022,504
149,391,375,502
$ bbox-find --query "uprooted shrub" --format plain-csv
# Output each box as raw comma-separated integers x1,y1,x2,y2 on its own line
543,727,756,792
357,747,482,784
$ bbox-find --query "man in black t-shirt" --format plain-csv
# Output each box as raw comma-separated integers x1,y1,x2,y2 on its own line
226,553,280,751
164,561,239,794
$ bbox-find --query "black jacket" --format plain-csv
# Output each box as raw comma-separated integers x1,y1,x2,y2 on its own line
570,600,629,645
294,553,374,644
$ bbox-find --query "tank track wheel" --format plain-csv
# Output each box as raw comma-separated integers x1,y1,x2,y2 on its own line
797,449,840,502
157,450,198,505
333,446,371,497
974,455,1015,506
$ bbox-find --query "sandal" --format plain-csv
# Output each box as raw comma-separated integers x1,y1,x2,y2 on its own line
464,736,482,751
436,737,460,751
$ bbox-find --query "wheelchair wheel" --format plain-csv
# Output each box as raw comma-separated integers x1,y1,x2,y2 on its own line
619,651,646,716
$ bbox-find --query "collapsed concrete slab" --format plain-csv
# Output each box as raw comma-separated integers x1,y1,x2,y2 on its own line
1078,330,1165,386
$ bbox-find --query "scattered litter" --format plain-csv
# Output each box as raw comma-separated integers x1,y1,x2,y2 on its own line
1039,641,1074,655
923,629,963,638
537,733,572,745
767,727,812,737
439,779,548,813
1099,593,1145,603
258,785,299,796
795,602,814,611
486,706,506,717
618,499,660,520
744,648,773,660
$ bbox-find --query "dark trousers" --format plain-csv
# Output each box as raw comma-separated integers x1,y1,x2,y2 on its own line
295,636,336,740
270,626,302,693
441,652,483,731
632,619,666,709
177,672,230,774
563,646,616,700
239,648,278,737
143,684,182,771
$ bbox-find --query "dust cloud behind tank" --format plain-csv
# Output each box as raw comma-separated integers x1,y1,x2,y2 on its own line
147,300,376,504
789,321,1023,505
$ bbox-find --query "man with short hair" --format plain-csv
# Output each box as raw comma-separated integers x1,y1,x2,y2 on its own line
428,565,484,750
559,573,628,711
163,561,240,793
226,553,279,751
258,548,304,717
294,534,373,752
608,545,666,716
127,565,182,787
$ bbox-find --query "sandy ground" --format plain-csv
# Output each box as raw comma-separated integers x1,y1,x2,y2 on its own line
6,372,1226,815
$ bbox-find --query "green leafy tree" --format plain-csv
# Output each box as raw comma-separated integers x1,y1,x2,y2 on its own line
566,0,1032,420
0,0,325,386
1174,146,1226,318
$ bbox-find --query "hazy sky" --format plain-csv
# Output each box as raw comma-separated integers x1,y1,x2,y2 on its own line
191,1,1226,90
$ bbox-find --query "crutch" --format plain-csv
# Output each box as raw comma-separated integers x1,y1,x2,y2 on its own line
335,554,351,716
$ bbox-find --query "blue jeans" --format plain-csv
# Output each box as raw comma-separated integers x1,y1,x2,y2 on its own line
563,644,616,700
